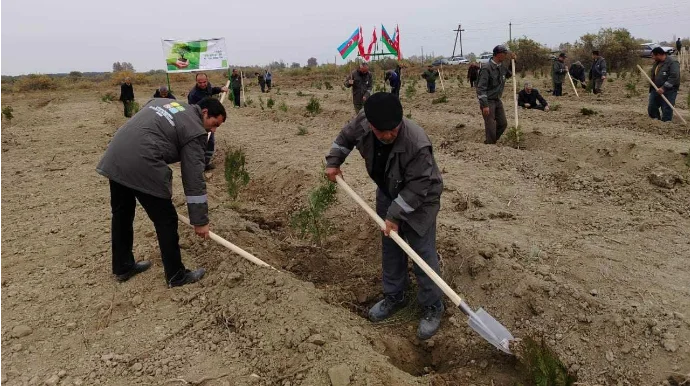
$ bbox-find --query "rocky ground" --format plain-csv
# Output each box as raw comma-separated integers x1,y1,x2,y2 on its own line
2,65,689,385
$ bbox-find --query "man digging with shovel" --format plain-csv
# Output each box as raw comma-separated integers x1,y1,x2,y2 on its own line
325,92,445,340
97,97,226,288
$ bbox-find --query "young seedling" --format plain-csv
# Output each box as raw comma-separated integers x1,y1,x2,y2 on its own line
306,96,321,115
2,106,14,124
278,101,288,112
101,92,116,102
267,97,275,109
297,127,308,136
290,171,337,245
432,94,448,104
324,81,333,90
625,80,638,98
514,336,577,386
224,148,250,200
580,107,597,116
504,125,524,149
405,83,416,99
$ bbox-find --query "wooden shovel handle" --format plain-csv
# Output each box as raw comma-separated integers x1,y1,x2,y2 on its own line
636,65,687,125
177,214,274,269
335,176,463,306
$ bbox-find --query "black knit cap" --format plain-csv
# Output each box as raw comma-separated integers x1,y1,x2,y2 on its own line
651,47,666,55
493,45,509,54
364,92,403,131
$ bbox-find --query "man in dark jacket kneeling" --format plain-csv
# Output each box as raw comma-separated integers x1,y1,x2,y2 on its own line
97,98,226,288
325,92,444,340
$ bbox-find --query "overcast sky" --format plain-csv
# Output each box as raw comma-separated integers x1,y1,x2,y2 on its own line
2,0,689,75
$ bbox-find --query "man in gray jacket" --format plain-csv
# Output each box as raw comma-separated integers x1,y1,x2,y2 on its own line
648,46,681,122
345,62,373,113
97,98,226,287
477,45,514,144
325,92,445,340
552,53,568,96
590,50,607,94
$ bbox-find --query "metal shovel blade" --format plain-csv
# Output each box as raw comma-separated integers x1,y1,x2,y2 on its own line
467,307,514,355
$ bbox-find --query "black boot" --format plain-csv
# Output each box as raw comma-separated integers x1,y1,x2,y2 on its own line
168,268,206,288
417,302,444,340
116,261,152,282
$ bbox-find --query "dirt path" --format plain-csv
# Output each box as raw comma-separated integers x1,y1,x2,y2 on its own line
2,70,689,385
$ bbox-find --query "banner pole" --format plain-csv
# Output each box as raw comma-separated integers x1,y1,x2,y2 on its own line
166,73,172,93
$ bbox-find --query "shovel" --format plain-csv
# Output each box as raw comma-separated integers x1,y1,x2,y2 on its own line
335,175,514,354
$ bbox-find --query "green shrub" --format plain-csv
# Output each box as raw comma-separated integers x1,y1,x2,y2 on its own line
625,80,639,97
101,92,117,102
306,96,321,115
224,148,250,200
432,94,448,104
580,107,597,116
405,83,416,99
278,101,288,112
245,96,254,107
503,125,524,149
2,106,14,124
267,97,275,109
324,81,333,90
290,173,337,245
297,127,308,136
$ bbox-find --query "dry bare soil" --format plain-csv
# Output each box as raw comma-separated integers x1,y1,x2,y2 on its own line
2,67,690,386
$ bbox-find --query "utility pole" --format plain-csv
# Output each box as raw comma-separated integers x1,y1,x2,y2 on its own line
509,22,512,42
421,46,424,62
452,24,465,57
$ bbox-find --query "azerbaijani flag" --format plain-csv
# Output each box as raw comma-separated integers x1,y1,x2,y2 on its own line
381,24,398,57
338,28,361,59
337,28,361,59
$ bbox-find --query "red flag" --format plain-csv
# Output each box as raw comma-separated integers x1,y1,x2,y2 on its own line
365,27,377,61
357,26,366,59
394,25,401,60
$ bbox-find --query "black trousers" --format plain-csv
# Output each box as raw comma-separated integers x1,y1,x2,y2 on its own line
109,180,185,281
553,83,563,96
122,100,133,117
232,88,241,107
391,85,400,98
